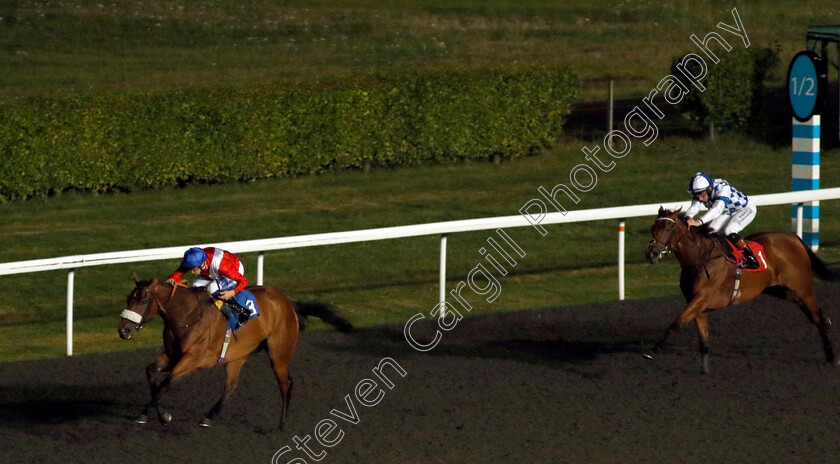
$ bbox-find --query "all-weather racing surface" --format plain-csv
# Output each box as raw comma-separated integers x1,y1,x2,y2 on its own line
4,282,840,463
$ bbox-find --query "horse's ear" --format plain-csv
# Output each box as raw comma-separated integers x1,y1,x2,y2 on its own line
151,278,159,286
675,206,683,214
133,272,140,283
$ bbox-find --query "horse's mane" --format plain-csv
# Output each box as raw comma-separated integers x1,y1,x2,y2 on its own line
135,279,215,307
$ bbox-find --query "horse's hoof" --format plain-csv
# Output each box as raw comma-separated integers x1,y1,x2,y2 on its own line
135,414,149,424
199,418,212,428
159,411,173,425
642,352,656,360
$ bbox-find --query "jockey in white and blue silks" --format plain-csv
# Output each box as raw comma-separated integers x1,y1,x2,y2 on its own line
685,172,759,269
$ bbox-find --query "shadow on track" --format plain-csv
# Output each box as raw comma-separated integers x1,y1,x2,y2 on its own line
0,385,124,427
314,324,644,373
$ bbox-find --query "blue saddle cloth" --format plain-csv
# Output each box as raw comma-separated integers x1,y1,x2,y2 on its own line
225,290,260,331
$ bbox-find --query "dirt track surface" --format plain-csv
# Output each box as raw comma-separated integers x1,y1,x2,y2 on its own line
4,283,840,464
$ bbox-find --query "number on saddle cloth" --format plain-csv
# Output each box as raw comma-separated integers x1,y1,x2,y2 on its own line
221,290,260,331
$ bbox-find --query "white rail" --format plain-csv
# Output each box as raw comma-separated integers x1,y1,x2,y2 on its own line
3,188,839,356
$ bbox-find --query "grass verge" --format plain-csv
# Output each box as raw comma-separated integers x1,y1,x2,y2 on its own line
2,133,839,361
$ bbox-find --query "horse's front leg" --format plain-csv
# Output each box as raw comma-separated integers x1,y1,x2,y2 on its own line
136,353,172,424
644,297,709,361
143,354,198,425
199,358,246,427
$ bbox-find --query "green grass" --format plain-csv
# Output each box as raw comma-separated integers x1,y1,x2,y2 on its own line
1,0,838,100
2,133,840,362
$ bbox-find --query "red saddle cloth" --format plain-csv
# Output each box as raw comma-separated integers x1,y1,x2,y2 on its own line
724,240,767,272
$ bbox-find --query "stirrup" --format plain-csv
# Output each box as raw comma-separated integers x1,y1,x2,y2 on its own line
739,254,760,270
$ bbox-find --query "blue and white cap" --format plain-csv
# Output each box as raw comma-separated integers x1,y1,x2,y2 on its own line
688,172,712,195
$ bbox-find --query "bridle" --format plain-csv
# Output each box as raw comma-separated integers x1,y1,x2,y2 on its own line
120,286,160,332
648,216,688,260
120,281,200,331
650,215,725,279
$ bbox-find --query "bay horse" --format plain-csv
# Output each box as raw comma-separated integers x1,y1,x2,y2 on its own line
644,207,840,374
117,274,353,429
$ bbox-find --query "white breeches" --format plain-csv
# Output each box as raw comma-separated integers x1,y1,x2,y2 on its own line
193,263,245,296
707,203,756,235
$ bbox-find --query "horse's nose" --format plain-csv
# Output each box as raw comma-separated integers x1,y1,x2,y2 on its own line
119,327,132,340
645,248,659,264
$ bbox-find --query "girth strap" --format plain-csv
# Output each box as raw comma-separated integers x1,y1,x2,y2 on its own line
729,267,742,305
217,329,232,365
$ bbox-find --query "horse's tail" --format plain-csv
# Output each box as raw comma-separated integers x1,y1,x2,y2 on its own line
798,236,840,282
293,301,354,333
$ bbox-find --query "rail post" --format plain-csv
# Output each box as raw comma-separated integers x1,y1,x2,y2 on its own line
66,269,74,356
257,252,265,286
796,203,804,238
618,220,625,300
439,234,447,317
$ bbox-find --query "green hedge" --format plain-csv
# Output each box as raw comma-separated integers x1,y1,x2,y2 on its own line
0,69,577,201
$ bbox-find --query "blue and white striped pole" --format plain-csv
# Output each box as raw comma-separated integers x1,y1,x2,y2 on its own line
791,115,819,250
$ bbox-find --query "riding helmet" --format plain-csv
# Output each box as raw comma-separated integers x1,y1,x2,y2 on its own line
687,172,713,196
181,247,207,269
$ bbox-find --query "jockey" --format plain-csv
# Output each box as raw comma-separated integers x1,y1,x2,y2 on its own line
166,247,252,321
685,172,759,270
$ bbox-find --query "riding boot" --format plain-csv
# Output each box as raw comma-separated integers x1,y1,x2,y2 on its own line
214,299,234,323
731,237,760,270
233,302,251,325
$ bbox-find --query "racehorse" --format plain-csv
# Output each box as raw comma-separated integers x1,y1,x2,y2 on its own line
118,274,353,429
645,207,839,374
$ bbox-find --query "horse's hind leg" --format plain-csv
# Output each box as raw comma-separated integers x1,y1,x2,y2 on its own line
267,335,296,431
695,314,711,375
789,290,836,364
268,357,293,431
200,358,246,427
136,353,172,424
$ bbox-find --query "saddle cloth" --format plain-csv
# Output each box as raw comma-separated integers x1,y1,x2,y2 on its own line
721,238,767,272
226,290,260,331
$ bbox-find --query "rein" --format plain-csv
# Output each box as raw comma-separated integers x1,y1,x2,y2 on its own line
652,216,722,278
155,280,204,329
150,281,205,330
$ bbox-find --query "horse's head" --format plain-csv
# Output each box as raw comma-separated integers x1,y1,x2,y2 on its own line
646,207,686,264
118,274,163,340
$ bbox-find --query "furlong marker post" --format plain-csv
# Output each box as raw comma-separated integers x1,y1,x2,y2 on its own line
792,116,820,249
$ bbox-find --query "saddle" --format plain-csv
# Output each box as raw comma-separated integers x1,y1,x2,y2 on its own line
212,290,260,331
216,300,249,327
213,290,260,364
714,235,767,272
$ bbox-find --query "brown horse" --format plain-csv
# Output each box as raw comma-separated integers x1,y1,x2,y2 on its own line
644,207,839,374
117,275,352,428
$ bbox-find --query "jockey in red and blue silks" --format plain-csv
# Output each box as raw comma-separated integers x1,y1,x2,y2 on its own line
166,247,248,301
